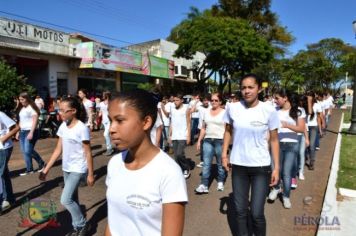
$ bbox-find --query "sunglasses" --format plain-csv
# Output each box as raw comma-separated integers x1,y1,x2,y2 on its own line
211,99,220,102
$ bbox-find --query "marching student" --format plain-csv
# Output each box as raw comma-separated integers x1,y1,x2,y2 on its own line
99,91,114,156
105,89,187,236
16,92,46,176
0,111,20,211
78,89,94,131
39,97,94,236
222,74,280,236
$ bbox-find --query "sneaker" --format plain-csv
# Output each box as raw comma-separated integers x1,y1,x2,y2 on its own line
316,147,320,151
195,184,209,194
1,201,11,211
183,170,191,179
19,171,34,176
103,149,114,156
77,224,89,236
217,182,224,191
299,173,305,180
196,162,204,168
291,178,297,189
268,188,281,201
283,197,292,209
37,163,46,172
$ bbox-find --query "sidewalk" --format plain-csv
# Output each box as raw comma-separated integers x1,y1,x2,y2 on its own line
0,110,345,235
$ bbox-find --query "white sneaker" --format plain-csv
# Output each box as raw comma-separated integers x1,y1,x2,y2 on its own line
195,184,209,194
196,162,204,168
183,170,191,179
217,182,224,191
299,173,305,180
283,197,292,209
268,188,281,201
2,200,11,211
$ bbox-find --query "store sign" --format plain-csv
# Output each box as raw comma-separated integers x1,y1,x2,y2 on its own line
76,42,174,79
0,18,69,44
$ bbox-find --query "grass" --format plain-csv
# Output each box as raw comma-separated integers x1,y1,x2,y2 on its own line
337,133,356,190
343,109,351,123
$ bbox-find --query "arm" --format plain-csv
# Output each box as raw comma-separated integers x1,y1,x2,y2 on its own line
304,126,310,147
269,129,280,186
83,140,95,186
317,112,324,135
105,224,111,236
39,138,63,180
196,123,206,151
282,117,305,133
161,103,170,118
186,110,191,145
222,124,232,172
156,125,163,146
162,202,185,236
0,123,20,144
27,114,39,140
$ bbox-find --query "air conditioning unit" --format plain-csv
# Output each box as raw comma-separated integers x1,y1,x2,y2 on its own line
174,65,188,78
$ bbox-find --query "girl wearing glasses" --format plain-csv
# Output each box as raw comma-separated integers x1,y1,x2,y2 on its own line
39,96,94,236
195,93,226,193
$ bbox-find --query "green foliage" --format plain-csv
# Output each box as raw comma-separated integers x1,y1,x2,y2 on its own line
0,59,34,111
137,82,155,91
169,13,274,93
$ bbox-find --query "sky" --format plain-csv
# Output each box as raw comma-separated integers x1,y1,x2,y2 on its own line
1,0,356,55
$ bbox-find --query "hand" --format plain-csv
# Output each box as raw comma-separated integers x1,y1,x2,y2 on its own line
186,137,191,145
196,141,201,151
281,121,288,128
87,174,95,187
168,137,172,145
15,132,19,140
305,139,310,147
270,169,279,187
39,171,47,181
222,156,231,172
27,132,33,140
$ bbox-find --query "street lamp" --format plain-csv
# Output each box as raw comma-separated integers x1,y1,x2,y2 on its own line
348,20,356,134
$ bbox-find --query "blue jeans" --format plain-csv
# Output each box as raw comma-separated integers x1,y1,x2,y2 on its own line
274,142,299,198
307,126,318,162
201,138,225,186
103,121,112,151
232,165,271,236
19,130,45,172
61,171,87,229
190,118,199,144
297,134,306,175
0,147,15,203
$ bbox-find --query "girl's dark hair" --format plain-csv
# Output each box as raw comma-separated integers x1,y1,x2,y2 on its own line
102,91,111,100
78,88,88,97
16,92,40,116
306,91,316,120
299,95,309,116
276,89,301,121
61,96,87,123
110,89,157,129
240,73,262,88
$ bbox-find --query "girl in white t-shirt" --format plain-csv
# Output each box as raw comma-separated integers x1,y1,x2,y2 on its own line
39,97,94,235
16,92,46,176
222,74,280,236
269,90,305,209
78,89,94,131
195,93,226,193
106,89,188,236
99,91,113,156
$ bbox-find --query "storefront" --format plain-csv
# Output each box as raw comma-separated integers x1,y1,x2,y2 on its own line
0,17,81,98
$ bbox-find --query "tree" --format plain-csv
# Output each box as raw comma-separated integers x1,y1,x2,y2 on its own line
168,12,274,93
0,59,34,111
211,0,294,56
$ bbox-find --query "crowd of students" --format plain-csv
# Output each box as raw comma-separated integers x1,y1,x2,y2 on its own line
0,73,335,235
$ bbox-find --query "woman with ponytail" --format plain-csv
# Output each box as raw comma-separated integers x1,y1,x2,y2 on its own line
268,89,305,209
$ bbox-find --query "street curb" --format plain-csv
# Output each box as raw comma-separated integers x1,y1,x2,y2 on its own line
317,113,343,236
339,188,356,198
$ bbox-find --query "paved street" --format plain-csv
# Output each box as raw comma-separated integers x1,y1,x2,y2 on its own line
0,110,342,236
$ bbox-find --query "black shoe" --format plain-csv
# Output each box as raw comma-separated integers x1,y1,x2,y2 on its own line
77,224,89,236
65,228,78,236
37,163,46,172
19,171,34,176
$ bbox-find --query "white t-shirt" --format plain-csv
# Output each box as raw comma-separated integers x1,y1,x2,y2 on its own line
202,108,226,139
197,105,211,129
150,113,163,146
57,121,90,173
19,106,37,130
189,100,202,119
99,101,109,124
277,108,306,142
83,99,93,124
106,150,188,236
223,101,279,167
170,104,189,140
0,112,16,149
307,103,322,127
157,102,170,127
